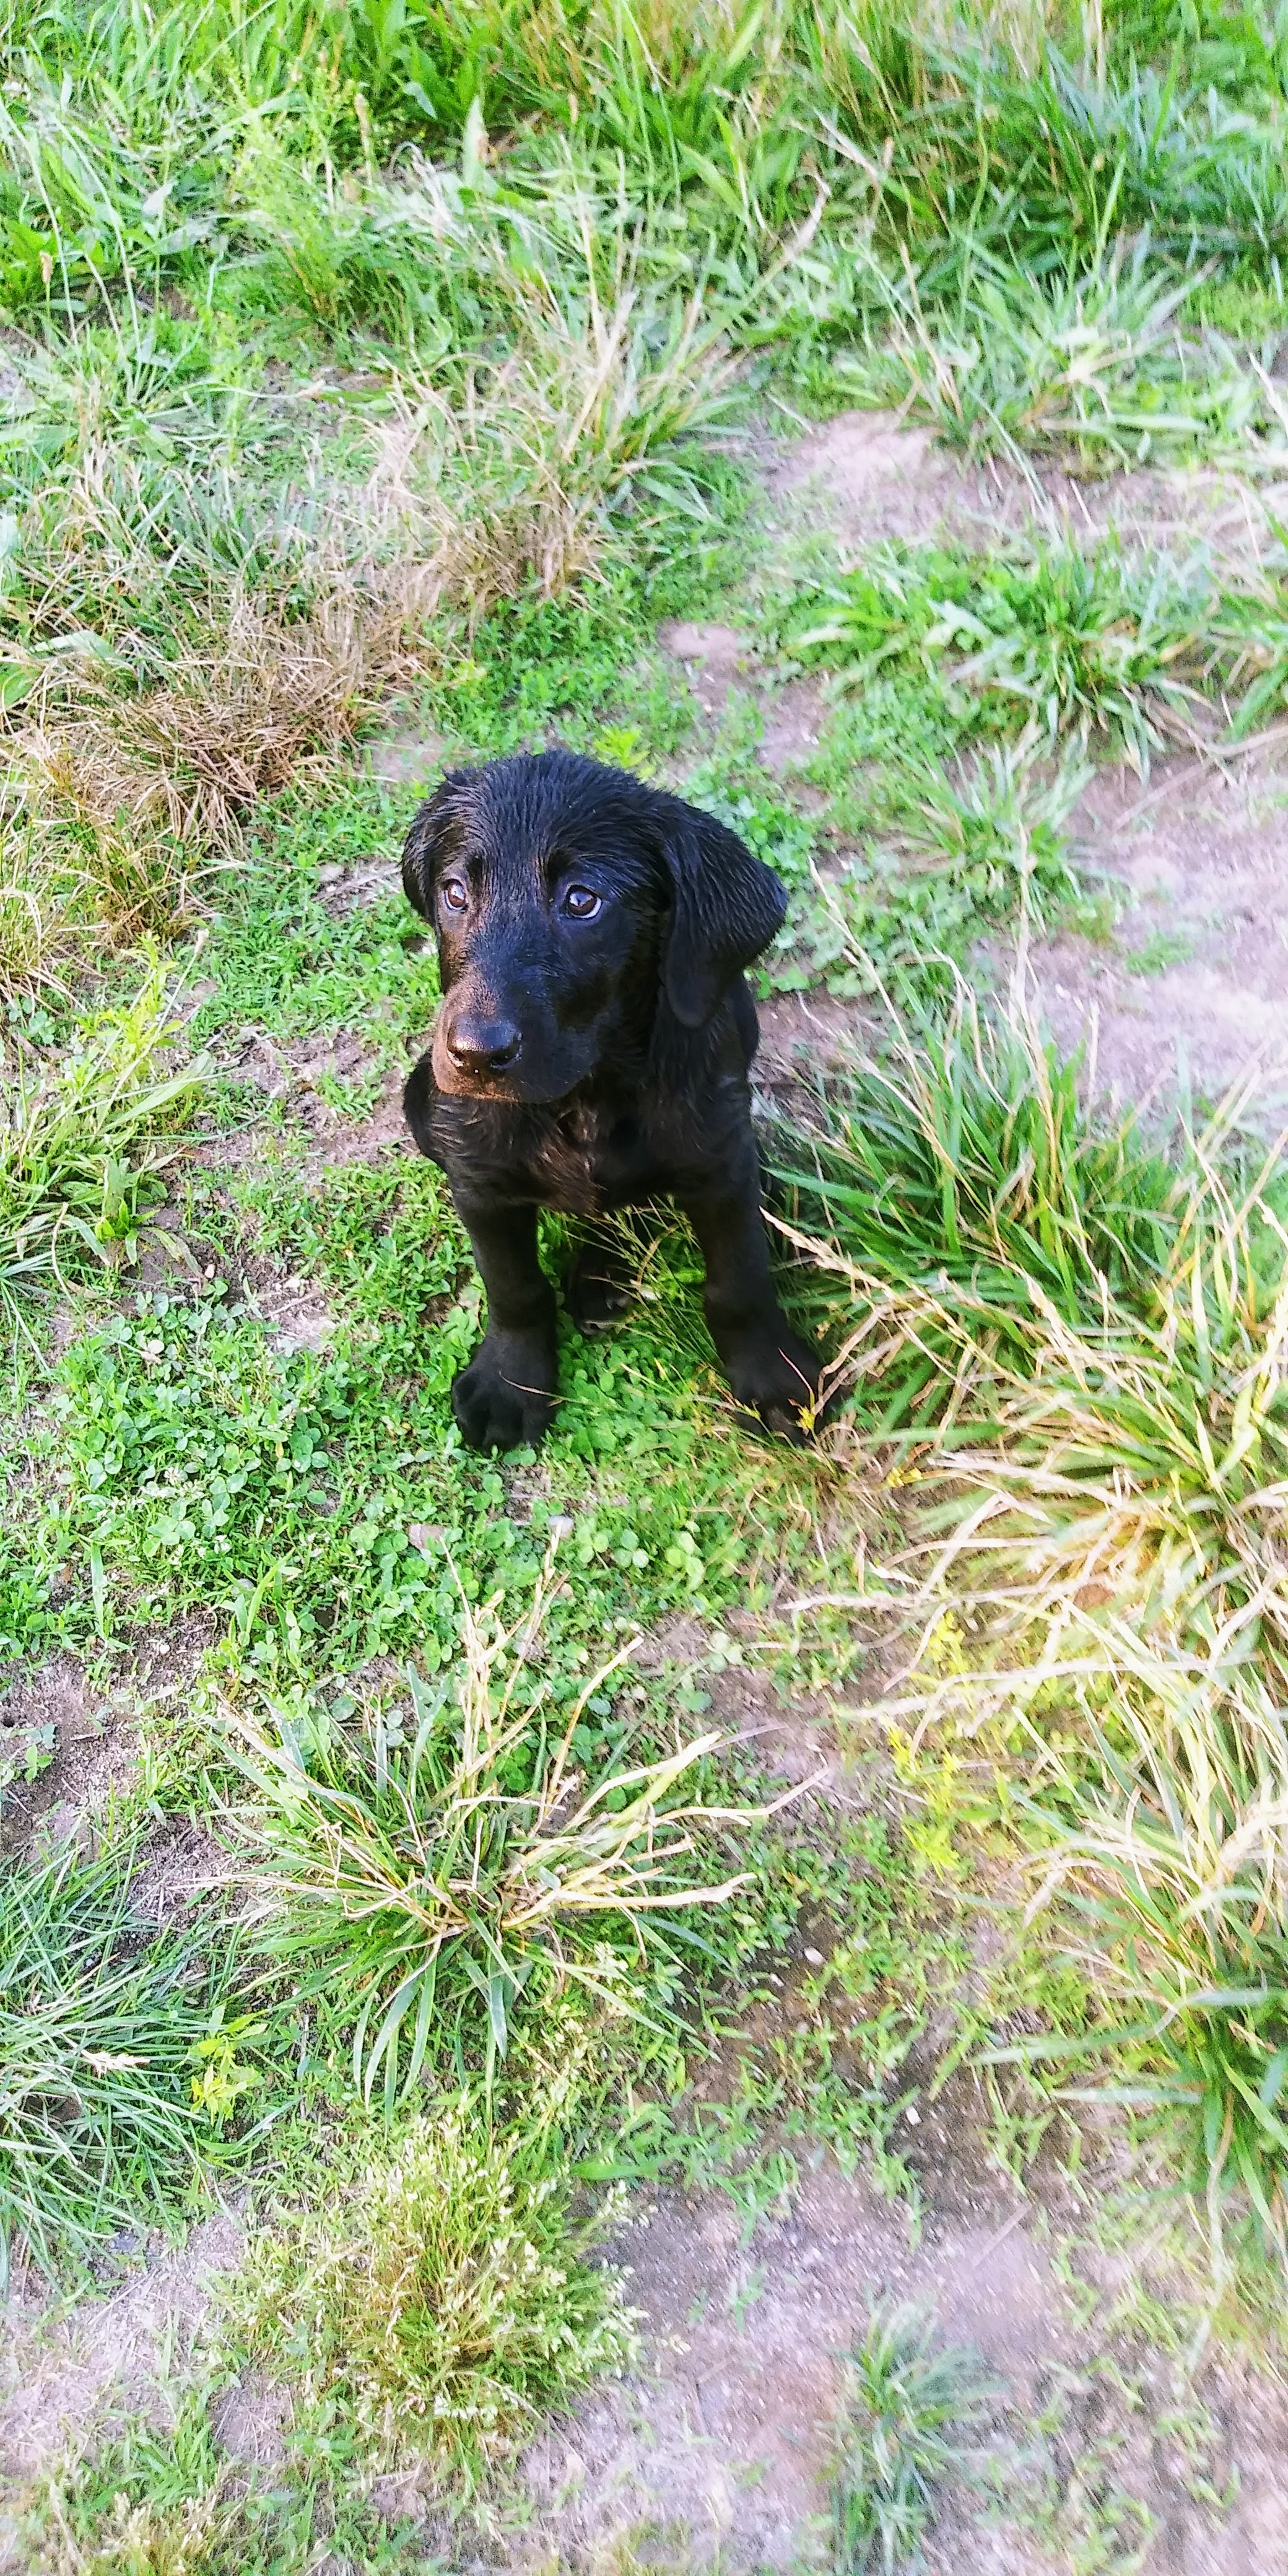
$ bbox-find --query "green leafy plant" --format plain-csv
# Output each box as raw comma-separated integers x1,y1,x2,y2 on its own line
829,2303,996,2572
235,2092,636,2489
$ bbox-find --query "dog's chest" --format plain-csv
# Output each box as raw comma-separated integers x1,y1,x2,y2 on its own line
530,1104,658,1214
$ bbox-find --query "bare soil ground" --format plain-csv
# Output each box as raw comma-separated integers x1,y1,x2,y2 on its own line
761,411,1288,1124
6,409,1288,2575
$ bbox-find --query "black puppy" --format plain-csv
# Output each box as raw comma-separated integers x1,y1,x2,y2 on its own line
401,749,820,1453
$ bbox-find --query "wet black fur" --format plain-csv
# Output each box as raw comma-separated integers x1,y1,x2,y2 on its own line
401,749,820,1452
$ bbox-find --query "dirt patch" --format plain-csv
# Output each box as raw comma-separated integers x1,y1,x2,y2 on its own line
658,617,827,778
1032,752,1288,1117
754,988,884,1096
0,1656,151,1858
767,410,1004,552
366,725,446,790
0,2212,244,2505
315,851,402,912
768,407,1288,573
518,2141,1288,2575
520,2160,1066,2574
658,620,752,697
242,1260,342,1355
0,1657,97,1855
210,2372,290,2473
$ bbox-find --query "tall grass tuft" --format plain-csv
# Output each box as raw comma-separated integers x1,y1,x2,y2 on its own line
829,2303,996,2572
867,242,1269,474
782,536,1217,770
227,1559,778,2112
773,952,1288,2253
0,958,209,1341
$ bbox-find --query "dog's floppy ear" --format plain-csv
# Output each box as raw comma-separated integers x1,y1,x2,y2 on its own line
401,769,472,919
655,800,788,1030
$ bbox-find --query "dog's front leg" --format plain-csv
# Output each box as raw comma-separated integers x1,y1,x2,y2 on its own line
681,1159,820,1439
450,1197,559,1453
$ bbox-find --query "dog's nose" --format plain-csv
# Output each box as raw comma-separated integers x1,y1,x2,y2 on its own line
446,1014,521,1075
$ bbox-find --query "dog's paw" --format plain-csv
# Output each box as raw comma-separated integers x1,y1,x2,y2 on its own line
724,1325,822,1442
451,1335,556,1453
564,1243,635,1336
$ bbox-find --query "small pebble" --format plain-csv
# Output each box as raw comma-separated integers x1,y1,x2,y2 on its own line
905,2105,921,2126
804,1946,825,1965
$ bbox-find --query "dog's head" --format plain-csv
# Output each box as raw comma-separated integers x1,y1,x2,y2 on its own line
402,749,787,1104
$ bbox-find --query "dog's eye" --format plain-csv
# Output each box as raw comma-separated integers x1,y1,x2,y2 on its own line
440,879,468,913
562,886,602,921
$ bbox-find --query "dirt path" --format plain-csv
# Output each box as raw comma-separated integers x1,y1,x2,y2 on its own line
764,409,1288,1124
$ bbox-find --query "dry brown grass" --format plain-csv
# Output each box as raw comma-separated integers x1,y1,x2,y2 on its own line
17,575,433,856
0,548,445,990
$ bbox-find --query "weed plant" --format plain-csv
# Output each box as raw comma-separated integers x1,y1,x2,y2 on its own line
235,2089,635,2489
829,2303,996,2572
0,1835,258,2284
228,1567,772,2109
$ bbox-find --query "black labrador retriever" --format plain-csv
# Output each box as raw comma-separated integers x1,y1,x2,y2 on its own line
401,748,820,1453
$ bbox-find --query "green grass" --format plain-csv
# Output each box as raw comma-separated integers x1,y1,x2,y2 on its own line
24,2381,432,2575
0,1835,263,2284
779,535,1214,768
775,971,1288,2263
1124,924,1194,973
226,1573,768,2110
232,2087,635,2491
0,960,209,1343
829,2304,996,2572
848,243,1273,474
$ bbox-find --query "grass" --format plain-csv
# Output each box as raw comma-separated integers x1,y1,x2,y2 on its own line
227,1564,773,2110
829,2304,996,2572
25,2381,430,2574
233,2087,635,2491
780,534,1214,769
2,0,1288,2561
0,1834,259,2286
0,958,208,1343
773,964,1288,2261
852,241,1273,473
